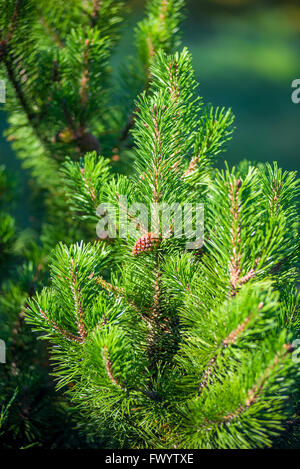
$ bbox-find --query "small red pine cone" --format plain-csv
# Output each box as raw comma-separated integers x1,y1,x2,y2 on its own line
132,232,160,256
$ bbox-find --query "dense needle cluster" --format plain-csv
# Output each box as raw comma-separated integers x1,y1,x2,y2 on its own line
0,0,187,448
25,48,299,449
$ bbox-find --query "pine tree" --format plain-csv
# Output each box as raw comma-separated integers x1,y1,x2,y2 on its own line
0,0,185,193
0,0,188,448
26,49,300,449
0,165,81,448
0,166,16,273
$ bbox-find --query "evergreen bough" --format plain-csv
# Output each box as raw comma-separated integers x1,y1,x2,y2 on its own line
0,0,185,193
26,49,300,449
0,0,187,447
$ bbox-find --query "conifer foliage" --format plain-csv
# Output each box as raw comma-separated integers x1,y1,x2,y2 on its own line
0,0,188,448
0,166,16,270
26,49,300,449
0,0,186,192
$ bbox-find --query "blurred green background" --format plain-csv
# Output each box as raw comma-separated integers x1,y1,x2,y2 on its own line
1,0,299,229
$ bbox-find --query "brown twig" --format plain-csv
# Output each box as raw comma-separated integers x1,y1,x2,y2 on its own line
97,276,125,297
159,0,169,22
69,260,87,341
80,167,98,207
219,343,292,424
79,39,90,114
90,0,102,27
269,178,282,216
103,345,125,390
40,307,83,343
223,314,253,346
198,307,259,396
39,15,64,48
5,0,22,44
2,54,38,126
183,155,199,177
229,179,259,296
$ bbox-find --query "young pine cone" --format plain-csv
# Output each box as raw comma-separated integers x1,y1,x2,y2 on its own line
132,232,161,256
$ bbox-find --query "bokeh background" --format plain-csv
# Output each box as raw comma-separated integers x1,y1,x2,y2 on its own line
1,0,299,229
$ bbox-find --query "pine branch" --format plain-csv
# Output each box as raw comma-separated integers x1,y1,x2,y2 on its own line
103,345,125,390
4,0,22,44
39,14,64,48
40,307,83,343
69,260,87,341
24,46,299,449
197,304,261,396
204,343,293,428
97,276,125,297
